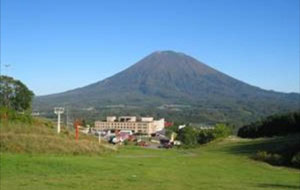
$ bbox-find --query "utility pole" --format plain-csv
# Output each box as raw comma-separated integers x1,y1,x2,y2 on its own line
54,107,64,134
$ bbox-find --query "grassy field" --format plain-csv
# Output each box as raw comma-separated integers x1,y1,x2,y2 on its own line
1,136,299,190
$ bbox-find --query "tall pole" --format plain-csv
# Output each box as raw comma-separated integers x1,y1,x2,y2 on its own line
57,113,61,133
54,107,64,134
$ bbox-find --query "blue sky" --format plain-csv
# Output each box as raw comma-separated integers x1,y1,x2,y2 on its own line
1,0,299,95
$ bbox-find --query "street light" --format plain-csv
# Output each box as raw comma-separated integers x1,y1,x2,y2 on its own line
54,107,64,133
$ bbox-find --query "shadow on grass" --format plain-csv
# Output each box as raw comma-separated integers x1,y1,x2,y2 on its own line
223,135,300,156
257,183,300,189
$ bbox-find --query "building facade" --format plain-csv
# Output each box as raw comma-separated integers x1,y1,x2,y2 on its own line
94,116,164,135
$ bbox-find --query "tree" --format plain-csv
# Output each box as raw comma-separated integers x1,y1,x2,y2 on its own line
177,126,198,146
0,75,34,111
213,123,232,138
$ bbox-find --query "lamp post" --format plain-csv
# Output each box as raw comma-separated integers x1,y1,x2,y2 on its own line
54,107,64,133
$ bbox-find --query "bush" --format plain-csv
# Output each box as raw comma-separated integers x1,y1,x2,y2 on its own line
197,130,214,144
268,154,283,165
0,107,33,123
291,152,300,168
254,151,269,161
254,151,283,166
123,139,129,145
213,123,232,138
177,127,198,146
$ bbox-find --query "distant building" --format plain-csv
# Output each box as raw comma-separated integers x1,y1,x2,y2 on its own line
94,116,165,135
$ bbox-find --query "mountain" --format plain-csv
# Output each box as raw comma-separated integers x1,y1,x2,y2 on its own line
34,51,299,126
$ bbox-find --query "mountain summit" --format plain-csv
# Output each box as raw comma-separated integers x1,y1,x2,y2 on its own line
34,51,299,125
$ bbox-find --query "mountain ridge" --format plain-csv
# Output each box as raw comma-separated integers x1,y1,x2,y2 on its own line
34,50,299,126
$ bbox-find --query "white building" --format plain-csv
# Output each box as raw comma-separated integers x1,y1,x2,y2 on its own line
94,116,165,135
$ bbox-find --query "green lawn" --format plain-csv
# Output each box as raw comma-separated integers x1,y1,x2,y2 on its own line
1,137,299,190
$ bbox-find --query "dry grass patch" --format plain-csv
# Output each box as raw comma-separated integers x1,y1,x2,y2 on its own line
0,119,115,155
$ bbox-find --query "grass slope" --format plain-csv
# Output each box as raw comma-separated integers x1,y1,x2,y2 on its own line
0,119,114,155
1,136,299,190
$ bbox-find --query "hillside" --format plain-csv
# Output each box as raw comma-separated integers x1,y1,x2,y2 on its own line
0,118,114,155
34,51,299,126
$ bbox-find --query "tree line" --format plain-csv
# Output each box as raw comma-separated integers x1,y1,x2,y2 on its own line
167,123,232,147
237,112,300,138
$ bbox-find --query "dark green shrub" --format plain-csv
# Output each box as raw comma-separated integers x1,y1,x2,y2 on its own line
123,139,129,145
197,130,214,144
254,151,270,161
254,151,283,166
291,152,300,168
268,154,283,165
0,107,33,124
177,127,198,146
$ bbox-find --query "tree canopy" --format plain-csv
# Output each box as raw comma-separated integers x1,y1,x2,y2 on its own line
0,75,34,111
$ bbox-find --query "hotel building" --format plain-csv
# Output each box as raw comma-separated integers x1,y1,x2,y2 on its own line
94,116,165,135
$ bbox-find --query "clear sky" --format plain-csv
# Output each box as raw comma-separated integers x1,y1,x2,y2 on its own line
1,0,299,95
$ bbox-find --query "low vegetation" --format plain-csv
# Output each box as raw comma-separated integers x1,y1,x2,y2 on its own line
0,107,33,123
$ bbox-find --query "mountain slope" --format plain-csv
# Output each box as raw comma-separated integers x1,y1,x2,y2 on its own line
34,51,299,126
